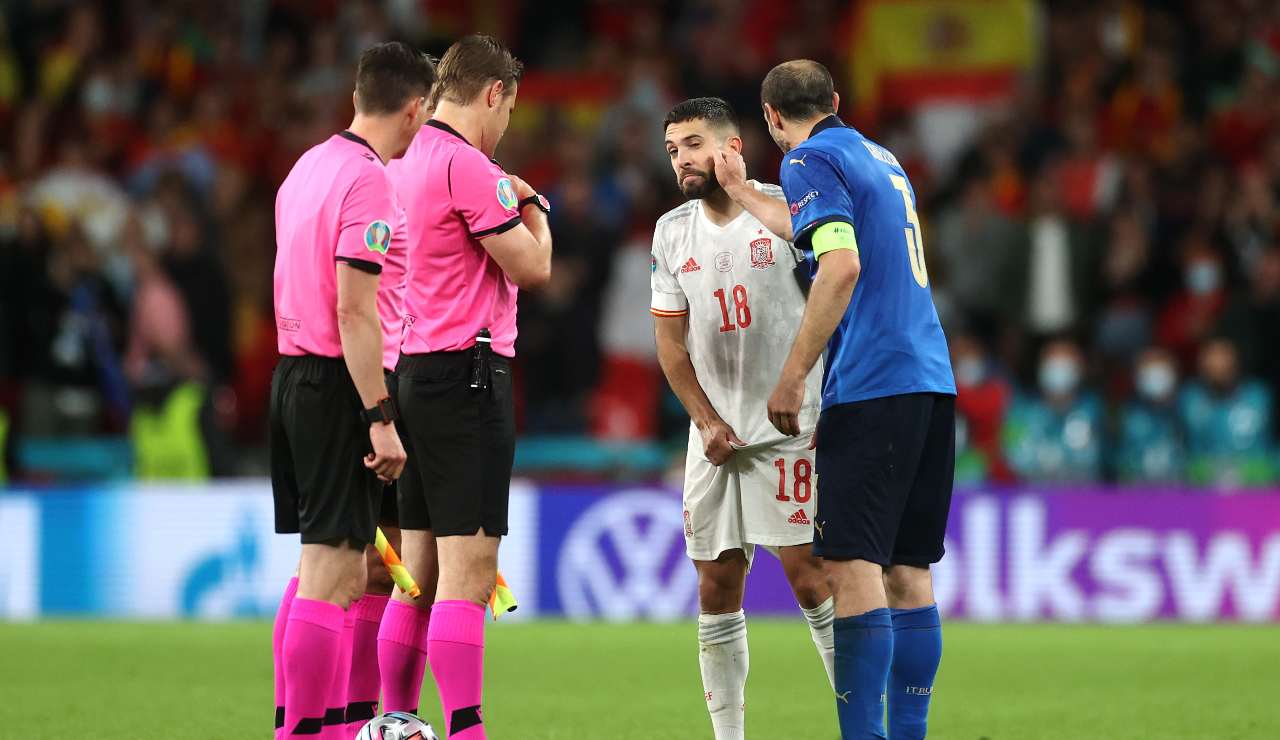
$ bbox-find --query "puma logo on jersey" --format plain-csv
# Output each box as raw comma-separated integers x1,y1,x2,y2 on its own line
836,690,851,703
789,155,807,166
788,508,811,525
680,257,701,273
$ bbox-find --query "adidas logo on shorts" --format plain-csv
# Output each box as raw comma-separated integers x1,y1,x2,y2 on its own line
788,508,811,525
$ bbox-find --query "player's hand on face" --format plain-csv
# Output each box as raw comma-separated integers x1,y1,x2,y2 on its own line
365,422,407,483
767,375,806,437
713,148,748,192
507,174,536,201
700,419,746,466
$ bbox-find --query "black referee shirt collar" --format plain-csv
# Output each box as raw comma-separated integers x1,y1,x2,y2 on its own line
338,130,379,158
810,115,848,137
426,119,473,148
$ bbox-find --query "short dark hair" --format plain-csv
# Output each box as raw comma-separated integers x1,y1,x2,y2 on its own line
761,60,836,121
355,42,436,115
434,34,524,105
663,97,739,134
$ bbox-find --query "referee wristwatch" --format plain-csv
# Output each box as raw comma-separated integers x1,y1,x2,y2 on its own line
361,397,399,426
519,193,550,215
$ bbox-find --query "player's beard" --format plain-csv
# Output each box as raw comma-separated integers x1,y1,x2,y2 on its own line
678,167,722,200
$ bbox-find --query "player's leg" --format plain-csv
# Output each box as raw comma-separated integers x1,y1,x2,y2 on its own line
378,373,439,715
815,395,930,740
431,531,498,740
883,394,955,740
272,569,299,738
740,437,836,688
380,526,438,713
323,558,365,739
778,545,835,688
695,550,750,740
269,382,301,739
276,356,383,739
407,350,515,740
344,521,399,734
685,440,750,740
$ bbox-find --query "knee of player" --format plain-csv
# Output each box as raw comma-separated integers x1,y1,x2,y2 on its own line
884,565,933,606
697,576,744,612
789,576,830,609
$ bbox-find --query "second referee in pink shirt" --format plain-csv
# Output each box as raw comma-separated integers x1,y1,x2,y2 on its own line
378,35,551,740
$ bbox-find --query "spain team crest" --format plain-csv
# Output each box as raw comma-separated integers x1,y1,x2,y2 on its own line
749,237,774,269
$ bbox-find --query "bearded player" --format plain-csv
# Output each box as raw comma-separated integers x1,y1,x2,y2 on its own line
651,97,836,740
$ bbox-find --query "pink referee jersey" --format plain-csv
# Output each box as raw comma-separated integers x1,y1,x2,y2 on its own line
274,131,399,365
388,120,523,358
378,205,410,371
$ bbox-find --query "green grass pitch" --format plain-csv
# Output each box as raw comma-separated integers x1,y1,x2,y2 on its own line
2,620,1278,739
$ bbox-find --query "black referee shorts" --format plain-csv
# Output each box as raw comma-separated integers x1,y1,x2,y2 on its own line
270,355,383,547
813,392,955,567
396,351,515,537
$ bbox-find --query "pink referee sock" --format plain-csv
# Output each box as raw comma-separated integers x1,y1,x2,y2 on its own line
273,577,299,739
427,600,487,740
321,609,356,739
377,599,432,713
345,594,390,735
284,597,344,738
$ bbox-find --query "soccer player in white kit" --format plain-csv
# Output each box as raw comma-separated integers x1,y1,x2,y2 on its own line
652,98,836,740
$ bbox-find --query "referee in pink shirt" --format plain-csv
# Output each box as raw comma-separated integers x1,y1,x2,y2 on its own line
270,43,432,738
378,35,551,740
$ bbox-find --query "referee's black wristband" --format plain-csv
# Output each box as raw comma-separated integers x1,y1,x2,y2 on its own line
519,194,550,215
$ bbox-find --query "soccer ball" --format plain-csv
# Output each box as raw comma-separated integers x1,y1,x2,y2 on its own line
357,711,439,740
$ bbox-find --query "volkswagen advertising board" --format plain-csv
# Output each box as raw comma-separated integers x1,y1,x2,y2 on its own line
1,482,1278,622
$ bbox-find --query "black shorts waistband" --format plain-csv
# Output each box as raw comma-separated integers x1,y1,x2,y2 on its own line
276,354,348,378
398,350,511,373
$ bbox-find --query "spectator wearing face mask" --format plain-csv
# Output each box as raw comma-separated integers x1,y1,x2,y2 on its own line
1003,339,1104,482
951,332,1014,483
1156,233,1228,369
1179,337,1276,487
1115,347,1185,483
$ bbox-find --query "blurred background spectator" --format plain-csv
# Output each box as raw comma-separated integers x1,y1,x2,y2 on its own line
0,0,1277,488
1003,339,1105,482
1180,337,1275,486
1115,346,1185,483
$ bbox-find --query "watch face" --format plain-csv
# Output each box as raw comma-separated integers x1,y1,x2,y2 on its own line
536,193,550,212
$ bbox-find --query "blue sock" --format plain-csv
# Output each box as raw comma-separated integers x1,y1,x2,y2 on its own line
832,608,893,740
888,605,942,740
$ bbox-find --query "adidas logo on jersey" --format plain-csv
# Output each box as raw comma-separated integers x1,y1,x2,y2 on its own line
788,508,811,525
680,257,701,273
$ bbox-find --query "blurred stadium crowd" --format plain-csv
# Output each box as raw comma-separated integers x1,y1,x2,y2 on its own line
0,0,1277,486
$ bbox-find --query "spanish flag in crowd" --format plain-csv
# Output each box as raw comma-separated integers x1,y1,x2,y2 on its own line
849,0,1039,117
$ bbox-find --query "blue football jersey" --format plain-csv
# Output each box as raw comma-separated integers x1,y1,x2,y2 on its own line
781,116,955,408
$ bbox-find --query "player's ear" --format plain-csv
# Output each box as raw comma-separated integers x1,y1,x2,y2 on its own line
487,80,505,110
832,92,840,114
762,103,779,130
727,135,743,155
352,90,360,113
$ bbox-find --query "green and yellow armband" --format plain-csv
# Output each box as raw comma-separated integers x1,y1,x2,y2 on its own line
811,221,858,261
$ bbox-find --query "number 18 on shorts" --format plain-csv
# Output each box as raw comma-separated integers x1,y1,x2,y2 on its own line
682,429,817,564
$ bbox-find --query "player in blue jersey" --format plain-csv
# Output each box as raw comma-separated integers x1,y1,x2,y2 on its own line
715,60,955,739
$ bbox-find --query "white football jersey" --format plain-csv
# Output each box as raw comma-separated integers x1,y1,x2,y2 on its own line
650,181,822,447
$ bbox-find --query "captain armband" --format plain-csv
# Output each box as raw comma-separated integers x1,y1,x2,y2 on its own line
811,221,858,261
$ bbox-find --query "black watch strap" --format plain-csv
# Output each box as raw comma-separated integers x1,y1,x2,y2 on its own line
519,194,550,215
361,396,398,425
